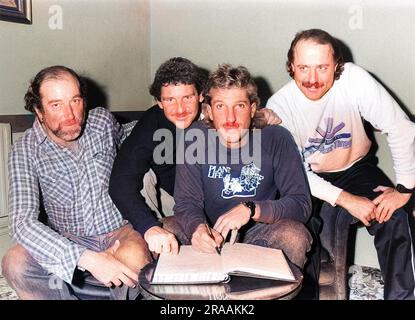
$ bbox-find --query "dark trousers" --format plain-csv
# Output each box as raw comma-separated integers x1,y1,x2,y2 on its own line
317,154,415,300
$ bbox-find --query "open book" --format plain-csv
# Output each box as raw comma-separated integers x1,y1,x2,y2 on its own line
151,243,295,284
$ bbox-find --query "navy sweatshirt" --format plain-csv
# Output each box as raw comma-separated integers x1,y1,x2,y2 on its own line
109,105,176,235
174,121,312,237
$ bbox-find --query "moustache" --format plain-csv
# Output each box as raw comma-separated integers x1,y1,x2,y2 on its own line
61,118,81,126
223,122,239,129
57,115,85,132
175,112,189,118
302,82,324,89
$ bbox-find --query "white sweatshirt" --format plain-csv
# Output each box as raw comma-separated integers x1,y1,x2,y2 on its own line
266,62,415,206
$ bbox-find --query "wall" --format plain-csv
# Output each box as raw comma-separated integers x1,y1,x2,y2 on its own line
0,0,152,116
150,0,414,112
151,0,415,268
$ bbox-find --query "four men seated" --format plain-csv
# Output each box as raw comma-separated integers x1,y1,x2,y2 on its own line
1,28,414,300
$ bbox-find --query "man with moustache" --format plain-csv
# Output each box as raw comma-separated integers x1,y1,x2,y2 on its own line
266,29,415,299
173,64,312,271
1,66,151,299
109,57,279,256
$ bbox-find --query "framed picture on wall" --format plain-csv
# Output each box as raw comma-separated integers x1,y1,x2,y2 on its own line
0,0,32,24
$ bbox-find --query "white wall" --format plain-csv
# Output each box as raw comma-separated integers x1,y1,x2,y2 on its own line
0,0,152,115
150,0,414,112
151,0,415,268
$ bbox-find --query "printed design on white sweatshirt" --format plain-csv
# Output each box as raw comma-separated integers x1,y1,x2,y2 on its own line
207,163,264,199
304,117,351,158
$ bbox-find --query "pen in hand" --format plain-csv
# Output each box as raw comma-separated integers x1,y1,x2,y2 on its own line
205,223,221,255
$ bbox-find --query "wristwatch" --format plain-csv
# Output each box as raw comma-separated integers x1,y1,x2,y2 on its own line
242,201,256,218
396,184,413,194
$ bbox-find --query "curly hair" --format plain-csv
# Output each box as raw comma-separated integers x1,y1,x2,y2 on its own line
202,64,260,129
286,29,344,80
149,57,206,101
24,66,86,113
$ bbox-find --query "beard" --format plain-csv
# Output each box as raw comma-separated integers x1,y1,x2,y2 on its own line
52,126,82,142
51,116,85,142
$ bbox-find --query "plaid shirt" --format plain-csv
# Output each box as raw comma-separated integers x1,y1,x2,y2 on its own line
8,107,125,283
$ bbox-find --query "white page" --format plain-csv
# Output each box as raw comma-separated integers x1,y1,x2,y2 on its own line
221,243,295,281
152,246,226,284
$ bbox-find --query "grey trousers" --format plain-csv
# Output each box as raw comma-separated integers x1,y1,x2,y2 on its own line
1,224,145,300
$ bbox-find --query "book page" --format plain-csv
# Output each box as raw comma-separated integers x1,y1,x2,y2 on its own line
151,243,295,284
151,246,227,284
150,283,228,300
221,243,295,281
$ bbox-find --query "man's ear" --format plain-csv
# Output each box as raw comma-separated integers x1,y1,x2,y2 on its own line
250,103,257,118
157,100,164,109
291,63,295,72
206,104,214,121
199,94,204,103
34,107,43,122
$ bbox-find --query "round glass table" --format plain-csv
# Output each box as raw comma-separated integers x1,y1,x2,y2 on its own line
139,261,303,300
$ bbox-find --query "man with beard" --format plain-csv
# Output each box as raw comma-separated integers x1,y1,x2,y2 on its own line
266,29,415,299
1,66,151,299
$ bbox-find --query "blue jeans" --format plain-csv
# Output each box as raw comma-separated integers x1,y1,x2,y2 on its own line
1,223,151,300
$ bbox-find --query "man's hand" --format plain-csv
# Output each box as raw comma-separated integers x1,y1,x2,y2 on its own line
191,224,223,253
213,203,251,241
372,185,411,223
144,226,179,255
253,109,282,128
78,241,138,288
336,191,376,226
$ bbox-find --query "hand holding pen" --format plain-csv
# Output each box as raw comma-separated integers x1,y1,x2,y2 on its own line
205,223,221,255
190,223,224,254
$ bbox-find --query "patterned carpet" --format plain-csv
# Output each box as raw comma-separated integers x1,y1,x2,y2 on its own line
0,264,384,300
348,265,384,300
0,274,18,300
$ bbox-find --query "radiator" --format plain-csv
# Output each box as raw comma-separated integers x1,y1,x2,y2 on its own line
0,123,11,219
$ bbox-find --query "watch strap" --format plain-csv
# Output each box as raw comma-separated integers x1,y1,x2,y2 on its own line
243,201,256,218
396,184,413,194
